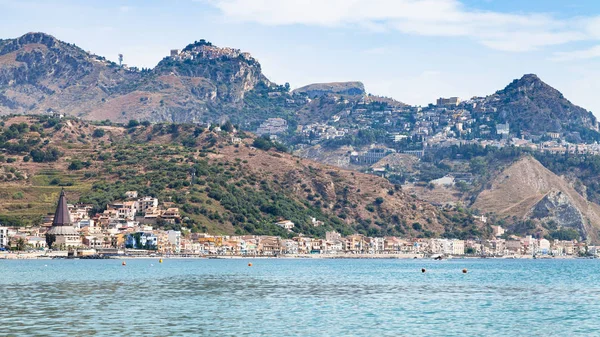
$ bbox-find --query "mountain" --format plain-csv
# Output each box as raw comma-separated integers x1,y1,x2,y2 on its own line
482,74,598,136
0,115,484,238
471,156,600,242
293,81,365,98
1,33,597,140
0,33,294,125
0,32,142,116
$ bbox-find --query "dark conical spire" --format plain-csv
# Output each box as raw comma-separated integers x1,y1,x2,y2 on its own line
52,189,71,226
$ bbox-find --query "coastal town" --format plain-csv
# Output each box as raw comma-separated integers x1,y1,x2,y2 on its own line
0,190,596,259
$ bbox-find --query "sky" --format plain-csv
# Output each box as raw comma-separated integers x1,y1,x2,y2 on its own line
2,0,600,115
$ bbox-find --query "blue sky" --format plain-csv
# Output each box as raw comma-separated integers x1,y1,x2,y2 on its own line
2,0,600,115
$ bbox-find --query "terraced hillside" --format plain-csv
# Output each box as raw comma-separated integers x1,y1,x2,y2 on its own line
0,115,485,239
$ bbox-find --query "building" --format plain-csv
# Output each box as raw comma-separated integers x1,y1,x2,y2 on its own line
161,208,181,223
275,220,295,230
451,240,465,255
437,97,461,106
136,197,159,214
0,226,8,248
496,123,510,136
326,231,342,242
491,225,504,237
125,232,158,250
45,190,81,249
538,238,551,255
166,230,181,253
256,118,288,135
125,191,138,199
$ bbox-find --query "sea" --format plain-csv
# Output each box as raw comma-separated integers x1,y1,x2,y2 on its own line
1,258,599,336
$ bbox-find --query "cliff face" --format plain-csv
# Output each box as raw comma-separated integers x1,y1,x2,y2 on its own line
530,191,588,238
472,156,600,242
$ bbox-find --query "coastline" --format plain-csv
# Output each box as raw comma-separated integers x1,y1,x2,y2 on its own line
0,251,580,260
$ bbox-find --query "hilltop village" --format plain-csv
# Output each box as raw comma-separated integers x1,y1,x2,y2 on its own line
264,92,600,166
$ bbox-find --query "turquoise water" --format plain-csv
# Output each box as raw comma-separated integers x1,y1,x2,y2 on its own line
1,258,600,336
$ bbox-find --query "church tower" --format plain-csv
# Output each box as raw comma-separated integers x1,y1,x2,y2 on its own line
45,189,80,249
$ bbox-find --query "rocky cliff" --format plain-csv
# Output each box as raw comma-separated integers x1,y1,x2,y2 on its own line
472,156,600,242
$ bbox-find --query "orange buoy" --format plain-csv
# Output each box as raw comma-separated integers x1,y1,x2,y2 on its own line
421,268,426,273
462,268,468,274
248,263,253,267
122,261,126,266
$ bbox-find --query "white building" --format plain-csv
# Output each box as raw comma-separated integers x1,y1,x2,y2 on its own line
451,240,465,255
275,220,295,230
136,197,159,214
538,238,551,254
326,231,342,242
125,191,139,199
167,230,182,253
0,227,8,248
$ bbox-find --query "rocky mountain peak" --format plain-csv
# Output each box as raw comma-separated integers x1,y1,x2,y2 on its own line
500,73,557,96
486,74,597,134
0,32,62,55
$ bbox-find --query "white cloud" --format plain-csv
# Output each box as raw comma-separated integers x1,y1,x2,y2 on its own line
552,45,600,62
204,0,599,53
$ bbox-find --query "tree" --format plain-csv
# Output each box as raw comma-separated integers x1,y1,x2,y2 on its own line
252,137,272,151
15,237,27,251
127,120,140,128
30,147,61,163
92,129,105,138
221,120,234,133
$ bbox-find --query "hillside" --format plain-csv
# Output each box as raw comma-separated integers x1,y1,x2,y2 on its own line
0,33,306,126
484,74,598,137
472,156,600,242
0,115,485,239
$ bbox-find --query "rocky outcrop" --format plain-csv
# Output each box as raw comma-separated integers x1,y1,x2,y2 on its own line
530,190,588,238
293,81,365,98
472,156,600,242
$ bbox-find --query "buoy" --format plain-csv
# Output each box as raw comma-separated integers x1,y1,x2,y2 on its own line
248,263,253,267
122,261,126,266
159,259,163,263
462,268,468,274
421,268,426,273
